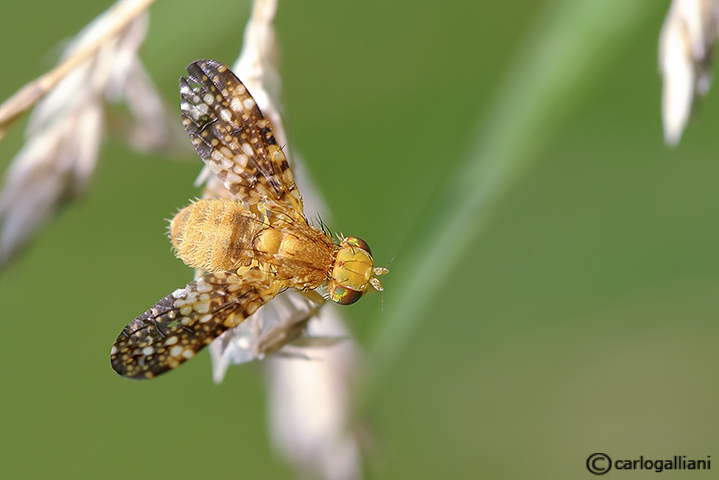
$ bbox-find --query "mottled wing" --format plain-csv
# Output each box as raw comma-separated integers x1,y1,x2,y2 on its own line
180,59,303,215
111,268,281,379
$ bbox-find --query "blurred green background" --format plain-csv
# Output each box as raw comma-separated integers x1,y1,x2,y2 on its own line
2,0,719,478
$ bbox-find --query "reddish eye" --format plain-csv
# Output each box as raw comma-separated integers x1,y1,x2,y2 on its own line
343,236,371,256
328,284,364,305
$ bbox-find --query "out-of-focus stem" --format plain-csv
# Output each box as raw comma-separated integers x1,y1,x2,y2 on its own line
364,0,658,399
0,0,155,140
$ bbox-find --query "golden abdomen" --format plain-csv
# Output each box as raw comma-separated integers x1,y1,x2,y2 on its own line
170,199,261,272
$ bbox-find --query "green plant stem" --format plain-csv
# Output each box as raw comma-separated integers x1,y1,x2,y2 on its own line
364,0,659,398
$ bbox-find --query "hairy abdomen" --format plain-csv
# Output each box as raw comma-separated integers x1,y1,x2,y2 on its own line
170,199,260,272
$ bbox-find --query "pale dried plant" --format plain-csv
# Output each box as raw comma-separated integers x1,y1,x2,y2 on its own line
0,0,365,478
201,1,365,479
659,0,719,145
0,0,177,265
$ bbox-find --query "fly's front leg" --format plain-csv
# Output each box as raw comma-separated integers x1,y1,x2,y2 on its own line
255,288,338,358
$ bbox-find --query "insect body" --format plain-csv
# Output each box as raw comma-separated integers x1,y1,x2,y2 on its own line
110,60,387,379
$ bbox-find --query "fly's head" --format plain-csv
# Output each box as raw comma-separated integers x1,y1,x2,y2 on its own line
327,236,388,305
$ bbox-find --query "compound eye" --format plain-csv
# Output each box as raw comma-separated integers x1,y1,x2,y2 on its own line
328,284,364,305
343,236,372,257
